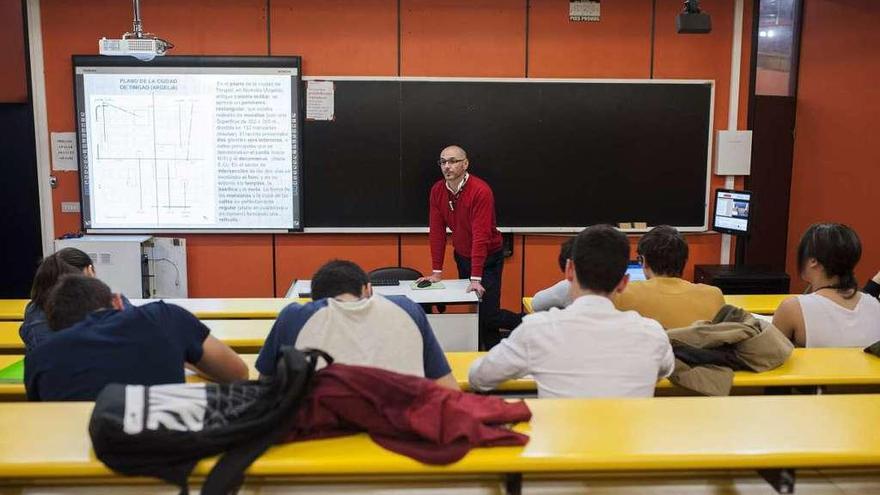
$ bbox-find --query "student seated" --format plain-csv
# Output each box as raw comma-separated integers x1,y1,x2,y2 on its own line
531,238,574,312
24,275,247,401
255,260,458,390
20,248,114,352
773,223,880,347
468,225,674,398
614,225,725,329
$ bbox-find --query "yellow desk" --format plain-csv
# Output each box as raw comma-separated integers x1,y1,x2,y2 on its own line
3,349,879,401
0,319,275,354
1,395,880,485
449,348,880,392
723,294,791,315
0,300,28,321
523,294,793,315
0,298,311,321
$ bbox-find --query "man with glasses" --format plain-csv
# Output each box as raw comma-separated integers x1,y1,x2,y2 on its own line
417,145,521,350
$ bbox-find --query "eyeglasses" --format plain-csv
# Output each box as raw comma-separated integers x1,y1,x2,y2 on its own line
437,158,466,166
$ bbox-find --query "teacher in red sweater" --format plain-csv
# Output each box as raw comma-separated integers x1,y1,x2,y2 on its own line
417,145,522,350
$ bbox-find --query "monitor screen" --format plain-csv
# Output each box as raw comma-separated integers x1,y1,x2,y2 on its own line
626,261,647,282
73,56,303,232
713,189,752,235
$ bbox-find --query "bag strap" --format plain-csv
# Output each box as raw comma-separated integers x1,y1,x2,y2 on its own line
198,348,328,495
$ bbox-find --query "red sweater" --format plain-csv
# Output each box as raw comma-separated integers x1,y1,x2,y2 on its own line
429,174,503,278
285,363,532,465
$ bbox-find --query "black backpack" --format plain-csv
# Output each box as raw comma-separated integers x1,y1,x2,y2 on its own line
88,347,331,495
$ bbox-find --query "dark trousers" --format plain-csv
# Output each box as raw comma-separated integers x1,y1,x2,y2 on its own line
454,250,523,350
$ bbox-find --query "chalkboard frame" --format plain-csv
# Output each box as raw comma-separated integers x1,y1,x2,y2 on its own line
300,76,715,234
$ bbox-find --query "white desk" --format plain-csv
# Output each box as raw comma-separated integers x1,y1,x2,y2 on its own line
288,279,480,351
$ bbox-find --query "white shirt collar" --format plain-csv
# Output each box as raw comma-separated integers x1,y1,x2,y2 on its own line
445,172,469,195
568,294,616,310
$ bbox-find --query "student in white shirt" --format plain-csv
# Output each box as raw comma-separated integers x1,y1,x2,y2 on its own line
773,223,880,347
531,238,573,312
468,225,675,398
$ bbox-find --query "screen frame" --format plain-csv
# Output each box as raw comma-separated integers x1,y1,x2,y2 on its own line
712,188,753,236
72,55,304,234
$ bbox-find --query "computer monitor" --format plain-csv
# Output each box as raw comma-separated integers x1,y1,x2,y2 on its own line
713,188,752,236
626,261,647,282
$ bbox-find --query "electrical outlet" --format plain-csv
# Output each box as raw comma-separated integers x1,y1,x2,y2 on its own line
61,202,81,213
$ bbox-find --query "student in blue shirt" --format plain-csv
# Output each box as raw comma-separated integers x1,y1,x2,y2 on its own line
256,260,457,390
24,275,248,401
19,248,132,353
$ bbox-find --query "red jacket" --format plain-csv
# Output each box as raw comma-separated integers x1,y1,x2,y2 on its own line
284,363,531,465
429,174,503,278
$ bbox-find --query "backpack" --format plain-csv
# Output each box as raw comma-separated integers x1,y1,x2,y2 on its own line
88,347,331,495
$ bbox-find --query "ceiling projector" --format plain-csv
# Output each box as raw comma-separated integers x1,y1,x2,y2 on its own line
676,0,712,34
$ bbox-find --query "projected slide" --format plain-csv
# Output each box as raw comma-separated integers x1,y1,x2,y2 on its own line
74,59,302,231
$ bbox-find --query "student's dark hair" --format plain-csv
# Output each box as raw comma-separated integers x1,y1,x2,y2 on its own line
558,238,575,273
636,225,688,277
30,248,94,310
571,225,630,294
311,260,370,300
797,223,861,297
45,274,113,331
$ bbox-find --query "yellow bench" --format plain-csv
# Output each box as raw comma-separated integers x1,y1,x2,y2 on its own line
4,349,880,401
523,294,793,315
1,395,879,491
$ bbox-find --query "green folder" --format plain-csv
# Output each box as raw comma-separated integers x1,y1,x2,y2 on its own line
0,359,24,384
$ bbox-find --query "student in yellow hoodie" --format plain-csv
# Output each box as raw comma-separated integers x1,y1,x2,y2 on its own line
614,225,725,329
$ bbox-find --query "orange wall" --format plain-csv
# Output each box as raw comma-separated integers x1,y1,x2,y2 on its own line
0,0,28,103
39,0,752,300
787,0,880,292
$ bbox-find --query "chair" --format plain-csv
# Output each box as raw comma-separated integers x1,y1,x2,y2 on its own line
369,267,423,282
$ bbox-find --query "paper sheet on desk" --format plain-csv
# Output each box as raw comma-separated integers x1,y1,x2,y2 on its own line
409,282,446,290
752,313,773,323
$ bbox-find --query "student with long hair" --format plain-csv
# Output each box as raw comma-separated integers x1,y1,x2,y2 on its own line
20,248,96,352
773,223,880,347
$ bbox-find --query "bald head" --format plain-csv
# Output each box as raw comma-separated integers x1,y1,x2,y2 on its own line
441,145,467,160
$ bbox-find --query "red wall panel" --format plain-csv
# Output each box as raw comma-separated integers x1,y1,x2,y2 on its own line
0,0,28,103
270,0,398,76
787,0,880,291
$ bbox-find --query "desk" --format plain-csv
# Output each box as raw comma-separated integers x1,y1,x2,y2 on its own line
0,320,274,354
5,348,876,402
1,395,880,492
0,300,28,321
522,294,793,315
448,348,880,392
290,279,480,351
0,298,311,321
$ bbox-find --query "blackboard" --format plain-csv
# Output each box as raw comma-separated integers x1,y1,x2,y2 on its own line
302,78,713,231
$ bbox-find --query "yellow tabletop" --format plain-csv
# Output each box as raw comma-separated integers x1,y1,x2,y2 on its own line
0,298,312,321
523,294,792,315
723,294,791,315
2,394,880,480
0,300,28,321
1,320,275,353
450,348,880,392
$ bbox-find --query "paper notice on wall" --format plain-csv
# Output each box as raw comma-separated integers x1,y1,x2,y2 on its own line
570,0,600,22
306,80,335,121
51,132,78,171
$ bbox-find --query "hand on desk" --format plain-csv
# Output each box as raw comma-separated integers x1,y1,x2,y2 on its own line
466,280,486,299
416,273,443,284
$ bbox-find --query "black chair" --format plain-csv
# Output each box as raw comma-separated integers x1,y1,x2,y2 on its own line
368,267,445,314
369,266,422,283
